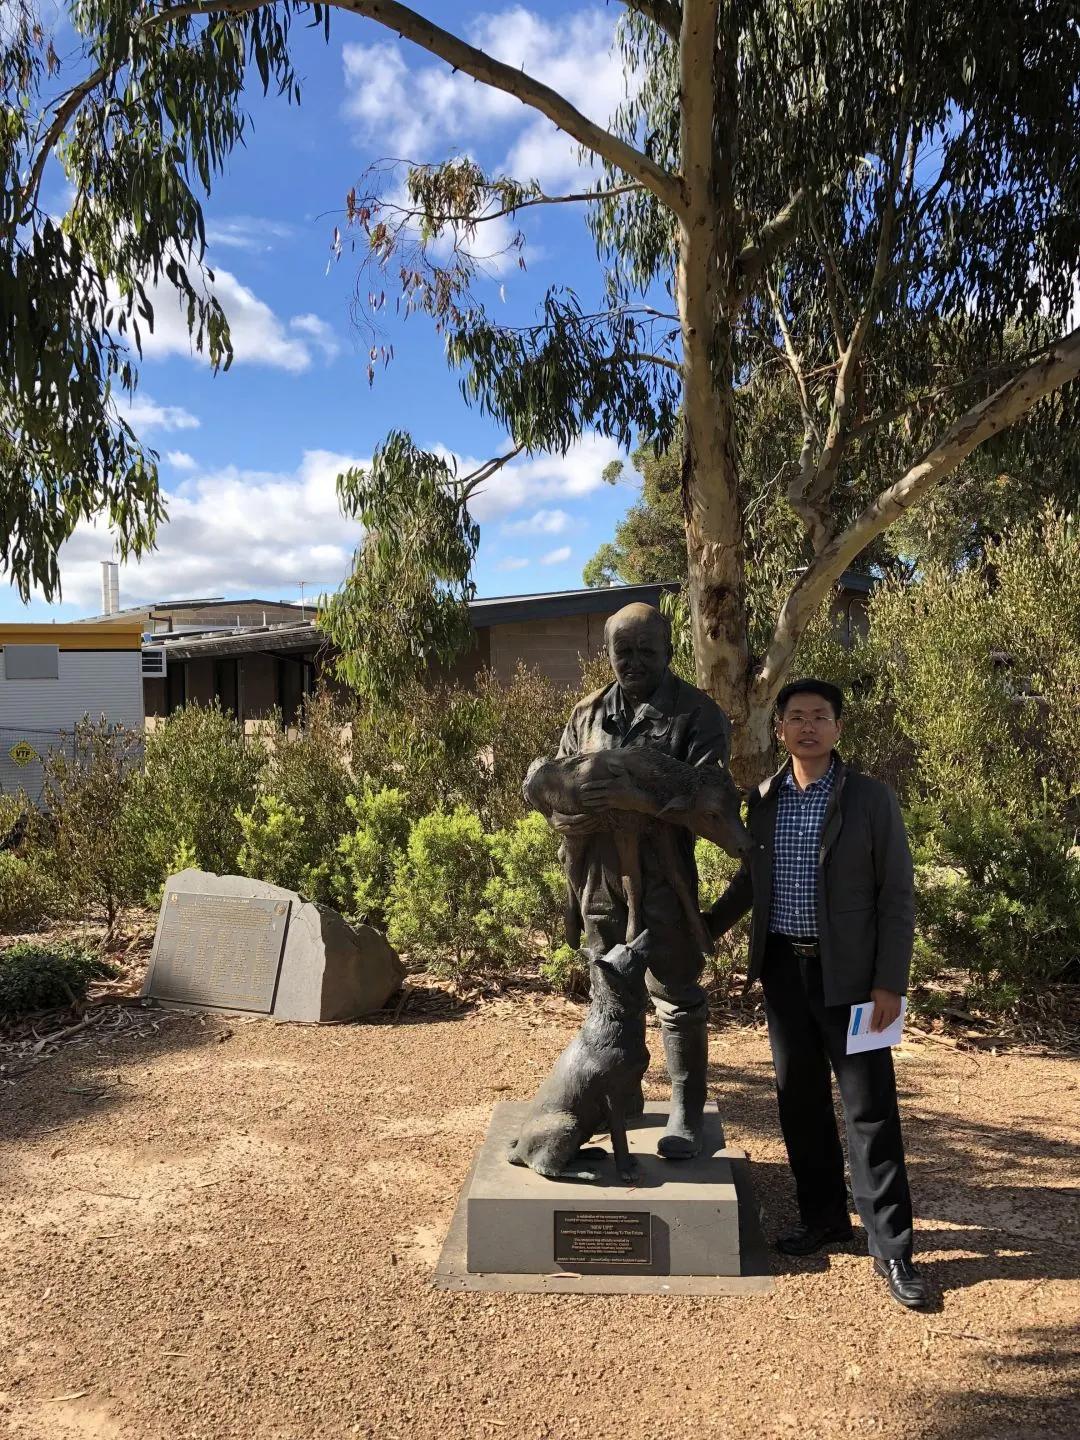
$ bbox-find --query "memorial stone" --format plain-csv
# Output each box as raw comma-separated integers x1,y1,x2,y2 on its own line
143,869,404,1022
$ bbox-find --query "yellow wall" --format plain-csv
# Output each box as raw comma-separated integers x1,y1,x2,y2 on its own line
0,622,143,651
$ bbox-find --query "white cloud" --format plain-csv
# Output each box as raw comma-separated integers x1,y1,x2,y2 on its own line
48,449,366,610
41,430,621,612
119,396,200,432
342,7,629,190
541,545,572,565
122,260,335,373
465,431,623,521
289,312,342,361
502,508,569,536
205,216,296,252
165,451,197,470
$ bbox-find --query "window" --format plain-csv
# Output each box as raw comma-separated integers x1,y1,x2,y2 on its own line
3,644,60,680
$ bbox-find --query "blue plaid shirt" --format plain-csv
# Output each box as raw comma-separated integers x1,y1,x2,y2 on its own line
768,759,838,937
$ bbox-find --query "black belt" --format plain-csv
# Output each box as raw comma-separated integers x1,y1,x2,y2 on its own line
770,934,819,957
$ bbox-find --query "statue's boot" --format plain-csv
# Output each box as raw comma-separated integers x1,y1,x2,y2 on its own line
657,1021,708,1160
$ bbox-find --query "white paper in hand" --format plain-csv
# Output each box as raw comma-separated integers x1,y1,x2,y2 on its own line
846,997,907,1054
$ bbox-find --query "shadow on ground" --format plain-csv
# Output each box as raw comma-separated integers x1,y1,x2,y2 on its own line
705,1048,1080,1297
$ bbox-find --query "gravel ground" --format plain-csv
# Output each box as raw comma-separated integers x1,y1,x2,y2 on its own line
0,990,1076,1440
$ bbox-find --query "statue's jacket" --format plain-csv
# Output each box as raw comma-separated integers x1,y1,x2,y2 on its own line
706,753,916,1005
557,672,732,961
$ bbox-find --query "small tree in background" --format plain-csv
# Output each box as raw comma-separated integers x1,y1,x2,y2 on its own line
43,717,145,936
126,703,265,888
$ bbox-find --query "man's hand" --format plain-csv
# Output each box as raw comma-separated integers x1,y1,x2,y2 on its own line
547,810,604,837
579,778,652,813
869,988,902,1032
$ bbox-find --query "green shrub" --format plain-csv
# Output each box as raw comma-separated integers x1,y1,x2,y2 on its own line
255,694,357,902
0,942,117,1019
235,794,307,892
386,806,512,981
485,812,566,951
910,798,1080,1011
0,852,59,933
42,716,145,932
540,942,589,996
347,664,571,829
127,703,265,891
334,784,412,925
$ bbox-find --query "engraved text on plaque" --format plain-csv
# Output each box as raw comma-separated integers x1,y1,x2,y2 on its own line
148,891,291,1013
553,1210,652,1267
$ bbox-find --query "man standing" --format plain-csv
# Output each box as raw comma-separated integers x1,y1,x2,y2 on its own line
535,602,731,1160
707,678,929,1308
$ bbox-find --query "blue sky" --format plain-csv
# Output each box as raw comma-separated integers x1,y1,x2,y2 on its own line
7,2,654,623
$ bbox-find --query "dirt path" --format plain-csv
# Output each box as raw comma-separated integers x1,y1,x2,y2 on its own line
0,995,1076,1440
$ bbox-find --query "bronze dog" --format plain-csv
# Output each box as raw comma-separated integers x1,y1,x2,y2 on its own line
507,934,651,1184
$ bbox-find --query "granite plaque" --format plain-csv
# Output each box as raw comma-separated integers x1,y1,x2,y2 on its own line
554,1210,652,1267
149,890,290,1013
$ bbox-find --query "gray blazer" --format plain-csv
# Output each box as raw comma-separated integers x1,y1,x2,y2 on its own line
706,755,915,1005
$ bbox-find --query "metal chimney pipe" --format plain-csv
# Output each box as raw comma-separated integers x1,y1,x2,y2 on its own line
101,560,120,615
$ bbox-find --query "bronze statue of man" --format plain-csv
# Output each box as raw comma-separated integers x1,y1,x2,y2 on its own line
531,601,733,1160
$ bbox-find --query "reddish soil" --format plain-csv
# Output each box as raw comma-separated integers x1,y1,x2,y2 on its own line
0,988,1076,1440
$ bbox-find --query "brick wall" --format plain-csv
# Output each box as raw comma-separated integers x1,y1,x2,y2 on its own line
488,612,608,690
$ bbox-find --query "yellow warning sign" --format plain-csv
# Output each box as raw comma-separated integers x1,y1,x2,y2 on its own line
8,740,39,767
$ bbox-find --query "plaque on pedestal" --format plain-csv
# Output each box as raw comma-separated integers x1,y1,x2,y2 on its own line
433,1101,772,1295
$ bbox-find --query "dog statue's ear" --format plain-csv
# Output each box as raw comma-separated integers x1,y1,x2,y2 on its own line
587,944,611,974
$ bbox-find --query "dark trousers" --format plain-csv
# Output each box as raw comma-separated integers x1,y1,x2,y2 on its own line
762,937,914,1260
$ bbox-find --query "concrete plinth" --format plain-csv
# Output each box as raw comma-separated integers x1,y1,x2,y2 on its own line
464,1102,743,1280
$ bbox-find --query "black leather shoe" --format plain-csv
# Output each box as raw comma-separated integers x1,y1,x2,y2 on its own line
775,1219,854,1256
874,1255,930,1308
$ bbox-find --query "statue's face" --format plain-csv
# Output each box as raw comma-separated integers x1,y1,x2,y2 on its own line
606,618,671,704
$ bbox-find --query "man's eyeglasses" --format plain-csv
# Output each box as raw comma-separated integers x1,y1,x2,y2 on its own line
779,714,837,730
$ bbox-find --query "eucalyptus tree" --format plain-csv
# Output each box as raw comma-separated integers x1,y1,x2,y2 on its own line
7,1,1080,777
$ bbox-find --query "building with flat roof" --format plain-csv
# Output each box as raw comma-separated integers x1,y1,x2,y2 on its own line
0,621,144,803
130,573,873,726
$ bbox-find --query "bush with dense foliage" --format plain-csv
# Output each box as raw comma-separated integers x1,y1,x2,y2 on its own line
385,806,514,981
251,694,357,902
797,511,1080,1012
126,703,265,890
0,942,117,1019
485,811,566,954
0,852,58,933
333,784,412,926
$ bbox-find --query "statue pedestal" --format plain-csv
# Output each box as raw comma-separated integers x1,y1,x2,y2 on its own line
434,1102,773,1296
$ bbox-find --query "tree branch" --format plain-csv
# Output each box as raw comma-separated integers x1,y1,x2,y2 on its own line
19,0,266,219
460,444,526,499
753,326,1080,703
375,182,645,228
329,0,685,213
765,280,827,548
625,351,683,375
618,0,682,41
25,1,684,221
803,114,910,530
735,190,808,301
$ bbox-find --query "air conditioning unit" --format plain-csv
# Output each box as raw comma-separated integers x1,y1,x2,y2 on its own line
141,647,167,678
